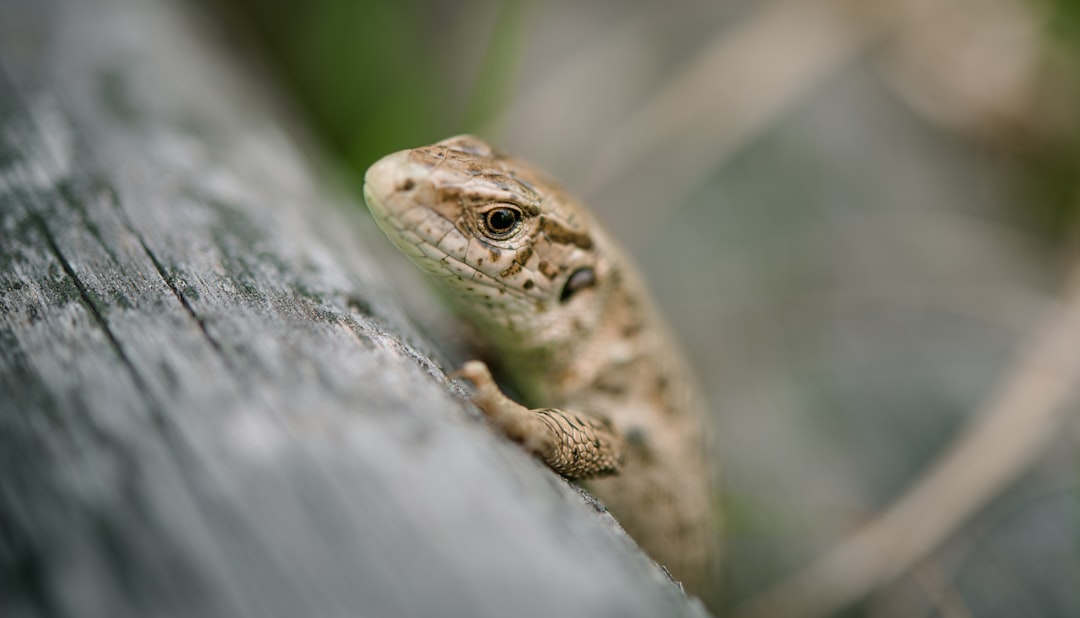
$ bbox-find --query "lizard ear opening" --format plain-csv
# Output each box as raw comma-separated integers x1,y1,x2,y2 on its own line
560,267,596,303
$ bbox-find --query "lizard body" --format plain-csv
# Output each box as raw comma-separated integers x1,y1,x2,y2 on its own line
363,135,716,592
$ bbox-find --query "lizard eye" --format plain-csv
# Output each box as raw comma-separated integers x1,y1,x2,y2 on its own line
483,206,522,238
560,267,596,303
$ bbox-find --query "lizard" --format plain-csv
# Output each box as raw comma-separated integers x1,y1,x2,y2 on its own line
362,135,717,594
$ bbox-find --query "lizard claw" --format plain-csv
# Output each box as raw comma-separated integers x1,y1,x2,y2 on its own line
449,360,496,388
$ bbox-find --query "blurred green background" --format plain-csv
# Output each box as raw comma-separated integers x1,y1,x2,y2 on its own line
204,0,1079,615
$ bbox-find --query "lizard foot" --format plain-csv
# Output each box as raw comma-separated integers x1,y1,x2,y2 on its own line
452,360,624,479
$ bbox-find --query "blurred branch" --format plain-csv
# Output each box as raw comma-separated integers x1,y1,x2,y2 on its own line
581,0,875,237
573,0,1044,243
733,264,1080,618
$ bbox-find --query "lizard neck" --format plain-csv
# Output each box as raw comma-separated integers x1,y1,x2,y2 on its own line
486,259,654,409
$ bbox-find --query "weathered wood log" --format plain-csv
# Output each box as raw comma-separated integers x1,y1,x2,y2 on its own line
0,0,711,616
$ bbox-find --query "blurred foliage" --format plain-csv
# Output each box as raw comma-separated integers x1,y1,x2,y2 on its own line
1022,0,1080,244
1043,0,1080,44
210,0,523,183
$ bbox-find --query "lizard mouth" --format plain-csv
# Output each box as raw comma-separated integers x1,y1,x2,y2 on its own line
361,183,402,237
362,150,413,225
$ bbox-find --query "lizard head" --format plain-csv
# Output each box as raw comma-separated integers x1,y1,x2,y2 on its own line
364,135,610,353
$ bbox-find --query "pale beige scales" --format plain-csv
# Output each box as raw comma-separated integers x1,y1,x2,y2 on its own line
363,136,716,593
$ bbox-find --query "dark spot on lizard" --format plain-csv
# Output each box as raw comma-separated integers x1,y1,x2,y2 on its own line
591,364,629,395
523,279,535,290
654,374,679,415
622,318,644,337
540,215,593,249
594,379,627,396
499,245,533,278
511,172,539,194
625,426,651,459
538,260,559,280
655,374,669,395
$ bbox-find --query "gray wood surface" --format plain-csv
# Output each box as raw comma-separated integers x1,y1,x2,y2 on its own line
0,0,711,616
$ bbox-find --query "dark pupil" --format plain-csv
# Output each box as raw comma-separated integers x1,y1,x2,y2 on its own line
486,208,519,233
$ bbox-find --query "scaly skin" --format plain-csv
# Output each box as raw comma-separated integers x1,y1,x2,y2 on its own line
363,135,717,593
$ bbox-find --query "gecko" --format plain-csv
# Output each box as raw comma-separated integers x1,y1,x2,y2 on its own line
363,135,717,594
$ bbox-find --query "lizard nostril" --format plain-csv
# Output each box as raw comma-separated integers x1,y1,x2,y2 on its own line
398,179,415,192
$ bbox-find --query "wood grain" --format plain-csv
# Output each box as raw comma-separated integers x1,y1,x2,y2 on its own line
0,0,711,616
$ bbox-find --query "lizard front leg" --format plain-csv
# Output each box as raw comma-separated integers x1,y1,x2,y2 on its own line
454,361,624,479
